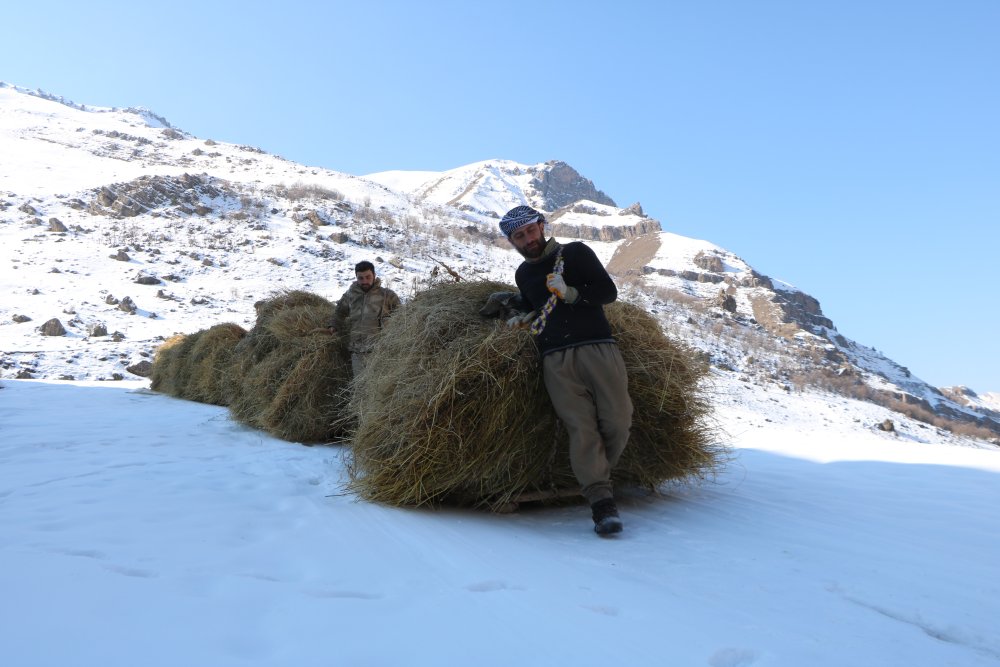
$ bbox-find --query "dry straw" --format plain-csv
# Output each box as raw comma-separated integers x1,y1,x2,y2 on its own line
150,323,247,405
222,290,352,443
151,290,353,443
347,280,721,508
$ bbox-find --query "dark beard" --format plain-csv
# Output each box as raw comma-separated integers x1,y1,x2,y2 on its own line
518,237,546,260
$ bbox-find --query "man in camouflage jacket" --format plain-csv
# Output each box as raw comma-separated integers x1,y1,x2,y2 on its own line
331,260,401,375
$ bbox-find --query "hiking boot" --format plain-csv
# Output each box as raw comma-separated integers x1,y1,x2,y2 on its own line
591,498,623,536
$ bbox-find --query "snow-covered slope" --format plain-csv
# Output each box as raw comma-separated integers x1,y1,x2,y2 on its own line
1,376,998,666
0,84,519,383
1,82,997,440
367,159,533,217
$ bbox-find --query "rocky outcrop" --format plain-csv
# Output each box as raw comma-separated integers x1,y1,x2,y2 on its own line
133,272,162,285
547,202,661,242
529,161,616,210
620,202,645,217
126,360,153,377
644,267,726,284
548,217,660,242
39,318,66,336
714,289,737,314
693,250,724,273
750,289,834,338
941,386,977,406
88,173,232,218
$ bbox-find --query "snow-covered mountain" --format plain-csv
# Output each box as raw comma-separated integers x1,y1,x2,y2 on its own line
1,82,997,443
368,158,615,215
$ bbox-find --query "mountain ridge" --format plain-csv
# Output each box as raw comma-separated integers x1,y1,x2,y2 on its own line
1,82,996,443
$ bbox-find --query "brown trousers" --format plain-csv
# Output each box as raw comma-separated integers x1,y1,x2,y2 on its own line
542,343,633,504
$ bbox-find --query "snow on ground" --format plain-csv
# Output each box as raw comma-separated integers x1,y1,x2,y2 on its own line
363,169,446,194
2,375,998,667
645,232,747,276
550,201,649,228
553,236,620,268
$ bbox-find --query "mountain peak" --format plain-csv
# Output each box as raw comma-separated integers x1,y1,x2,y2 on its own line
528,160,616,211
366,158,617,218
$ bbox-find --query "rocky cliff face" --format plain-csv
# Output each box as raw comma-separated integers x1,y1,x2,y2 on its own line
749,288,835,337
548,217,661,242
546,200,661,242
528,161,616,211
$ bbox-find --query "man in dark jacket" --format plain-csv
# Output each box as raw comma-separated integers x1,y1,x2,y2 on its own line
501,205,633,536
330,260,401,376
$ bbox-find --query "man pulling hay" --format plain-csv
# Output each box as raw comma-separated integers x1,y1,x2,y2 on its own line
497,205,633,536
328,260,401,376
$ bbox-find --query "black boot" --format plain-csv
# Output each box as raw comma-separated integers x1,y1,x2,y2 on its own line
591,498,623,536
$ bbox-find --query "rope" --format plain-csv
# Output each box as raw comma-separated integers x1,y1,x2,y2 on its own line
529,248,564,337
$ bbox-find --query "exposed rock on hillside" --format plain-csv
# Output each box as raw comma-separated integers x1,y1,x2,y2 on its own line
606,233,661,277
693,250,724,273
646,267,726,284
529,161,616,210
548,217,661,242
126,360,153,377
547,201,661,242
750,290,834,338
39,318,66,336
88,173,233,218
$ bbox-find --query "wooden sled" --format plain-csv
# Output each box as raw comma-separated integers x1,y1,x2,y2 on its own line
490,486,582,513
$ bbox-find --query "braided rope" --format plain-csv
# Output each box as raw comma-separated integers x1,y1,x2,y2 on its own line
529,249,564,337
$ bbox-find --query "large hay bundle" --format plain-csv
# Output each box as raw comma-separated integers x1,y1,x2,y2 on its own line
149,333,193,397
149,324,247,405
348,280,721,507
220,290,352,443
149,290,353,444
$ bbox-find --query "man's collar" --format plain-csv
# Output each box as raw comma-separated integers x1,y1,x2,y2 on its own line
524,238,561,264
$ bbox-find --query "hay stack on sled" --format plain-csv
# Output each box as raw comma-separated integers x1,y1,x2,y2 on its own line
347,280,720,508
150,290,353,443
150,323,247,405
222,290,352,443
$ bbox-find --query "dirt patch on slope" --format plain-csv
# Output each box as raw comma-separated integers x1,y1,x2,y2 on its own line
606,232,661,277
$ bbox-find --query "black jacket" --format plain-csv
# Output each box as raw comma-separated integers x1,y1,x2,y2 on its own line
515,240,618,355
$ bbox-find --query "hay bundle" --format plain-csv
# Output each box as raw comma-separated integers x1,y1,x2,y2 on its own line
221,290,352,443
149,323,247,405
348,280,721,507
604,301,718,486
149,333,193,397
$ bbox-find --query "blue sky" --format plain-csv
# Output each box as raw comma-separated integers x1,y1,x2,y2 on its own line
3,1,998,392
